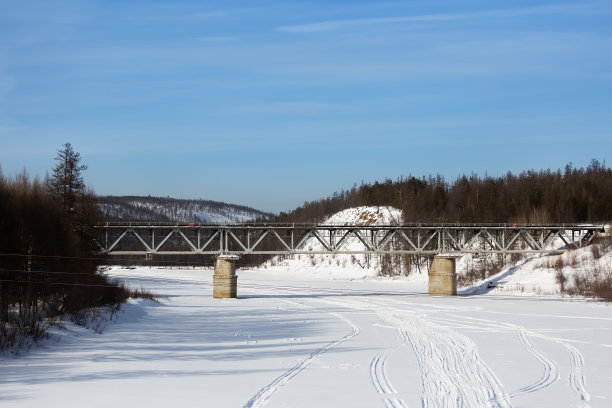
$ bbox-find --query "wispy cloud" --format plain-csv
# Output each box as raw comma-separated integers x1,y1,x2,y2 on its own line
213,101,337,116
276,3,603,33
191,11,231,20
196,36,236,43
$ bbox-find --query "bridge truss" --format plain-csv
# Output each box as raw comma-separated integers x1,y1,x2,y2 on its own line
96,223,604,257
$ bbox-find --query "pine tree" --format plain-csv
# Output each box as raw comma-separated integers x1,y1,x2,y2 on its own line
47,142,88,215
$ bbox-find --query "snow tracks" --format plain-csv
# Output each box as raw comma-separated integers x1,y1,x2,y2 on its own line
377,309,512,408
240,282,591,408
309,294,513,408
440,314,592,406
242,300,360,408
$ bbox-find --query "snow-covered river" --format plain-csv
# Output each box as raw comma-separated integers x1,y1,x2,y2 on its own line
2,267,611,407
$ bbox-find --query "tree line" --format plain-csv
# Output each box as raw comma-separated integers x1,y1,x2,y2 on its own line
1,143,137,352
275,160,612,225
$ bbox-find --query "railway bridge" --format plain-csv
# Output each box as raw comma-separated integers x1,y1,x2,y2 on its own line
97,223,606,297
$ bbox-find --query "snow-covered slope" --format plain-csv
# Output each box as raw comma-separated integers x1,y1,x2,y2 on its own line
99,195,272,224
260,206,416,280
464,235,612,297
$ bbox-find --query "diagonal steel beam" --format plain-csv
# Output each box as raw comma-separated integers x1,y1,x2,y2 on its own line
199,229,221,251
396,229,419,251
130,228,154,252
154,229,178,252
176,229,198,252
351,229,375,252
227,230,248,252
106,229,129,252
249,230,270,252
270,229,292,252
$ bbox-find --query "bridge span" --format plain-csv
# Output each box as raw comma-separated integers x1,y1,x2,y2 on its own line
97,223,603,256
96,223,606,298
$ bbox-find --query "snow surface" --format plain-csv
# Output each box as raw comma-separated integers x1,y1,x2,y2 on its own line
1,267,612,408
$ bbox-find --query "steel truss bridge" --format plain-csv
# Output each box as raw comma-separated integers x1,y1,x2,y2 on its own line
96,223,605,257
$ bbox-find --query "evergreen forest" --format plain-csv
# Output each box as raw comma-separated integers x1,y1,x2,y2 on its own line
276,160,612,225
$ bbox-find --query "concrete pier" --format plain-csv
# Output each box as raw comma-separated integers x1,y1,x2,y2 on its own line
213,254,239,298
428,256,457,296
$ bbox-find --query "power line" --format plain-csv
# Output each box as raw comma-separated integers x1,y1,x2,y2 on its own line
0,252,216,266
0,267,113,277
0,278,129,289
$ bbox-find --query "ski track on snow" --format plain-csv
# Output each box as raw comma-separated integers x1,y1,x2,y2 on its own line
301,295,410,408
241,291,360,408
369,327,411,408
243,284,411,408
370,351,397,395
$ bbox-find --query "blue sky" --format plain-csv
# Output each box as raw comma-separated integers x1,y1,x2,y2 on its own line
1,0,611,213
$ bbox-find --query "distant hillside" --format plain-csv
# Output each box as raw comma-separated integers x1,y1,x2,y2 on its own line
98,196,272,224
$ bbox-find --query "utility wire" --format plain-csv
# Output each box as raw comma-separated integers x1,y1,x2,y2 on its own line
0,279,129,289
0,252,217,266
0,267,115,276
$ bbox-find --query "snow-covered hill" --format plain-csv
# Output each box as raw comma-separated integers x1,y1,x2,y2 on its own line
98,195,272,224
260,206,411,280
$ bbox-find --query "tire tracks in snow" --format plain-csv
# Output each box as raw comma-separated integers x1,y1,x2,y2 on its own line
245,283,514,407
507,324,560,397
321,295,510,408
413,309,591,406
531,332,591,405
379,310,512,408
358,297,514,407
446,314,590,405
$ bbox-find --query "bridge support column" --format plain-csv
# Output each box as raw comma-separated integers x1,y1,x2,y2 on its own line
213,255,239,298
428,256,457,296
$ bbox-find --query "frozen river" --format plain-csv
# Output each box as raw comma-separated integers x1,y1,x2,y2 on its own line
2,267,611,407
